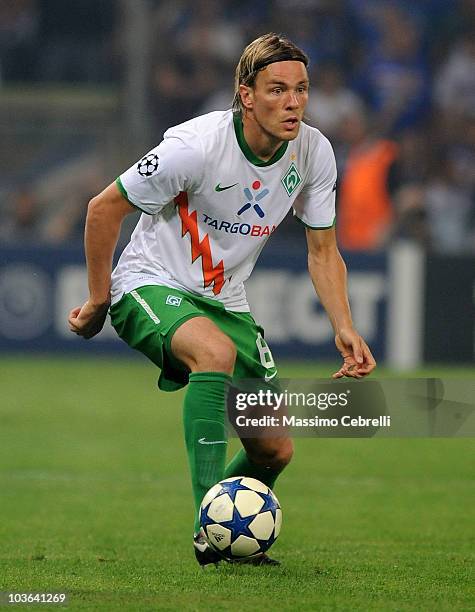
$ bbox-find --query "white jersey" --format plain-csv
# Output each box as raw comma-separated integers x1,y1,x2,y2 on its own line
111,110,336,311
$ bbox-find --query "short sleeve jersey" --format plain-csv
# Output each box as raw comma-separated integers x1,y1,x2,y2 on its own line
111,110,336,311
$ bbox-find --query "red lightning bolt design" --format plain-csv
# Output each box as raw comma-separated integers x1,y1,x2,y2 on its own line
175,192,226,295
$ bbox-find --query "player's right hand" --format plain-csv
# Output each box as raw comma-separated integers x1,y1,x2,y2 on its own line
68,300,110,339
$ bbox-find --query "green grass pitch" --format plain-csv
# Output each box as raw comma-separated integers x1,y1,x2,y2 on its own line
0,356,473,611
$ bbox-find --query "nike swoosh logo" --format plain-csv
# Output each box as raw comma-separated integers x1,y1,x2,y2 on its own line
215,182,238,192
264,371,278,382
198,438,227,445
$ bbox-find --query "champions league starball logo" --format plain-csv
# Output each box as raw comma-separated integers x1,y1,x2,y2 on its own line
137,153,160,177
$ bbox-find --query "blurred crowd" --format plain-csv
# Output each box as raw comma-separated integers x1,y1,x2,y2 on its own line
1,0,474,254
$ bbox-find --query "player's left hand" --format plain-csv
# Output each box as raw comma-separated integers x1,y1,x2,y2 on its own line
332,327,376,379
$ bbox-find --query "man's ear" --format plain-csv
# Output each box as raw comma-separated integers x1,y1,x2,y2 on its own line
239,84,253,110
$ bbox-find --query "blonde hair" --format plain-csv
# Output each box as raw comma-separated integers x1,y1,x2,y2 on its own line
233,33,309,113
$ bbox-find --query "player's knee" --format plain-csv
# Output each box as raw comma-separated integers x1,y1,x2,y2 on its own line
272,439,294,469
199,337,237,374
252,439,293,471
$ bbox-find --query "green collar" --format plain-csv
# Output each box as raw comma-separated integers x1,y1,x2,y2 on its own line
233,112,288,167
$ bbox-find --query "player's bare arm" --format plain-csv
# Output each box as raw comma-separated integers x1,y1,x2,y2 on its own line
68,183,135,339
305,226,376,379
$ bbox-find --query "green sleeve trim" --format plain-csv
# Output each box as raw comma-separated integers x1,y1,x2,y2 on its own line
294,214,336,230
115,177,150,214
115,176,131,201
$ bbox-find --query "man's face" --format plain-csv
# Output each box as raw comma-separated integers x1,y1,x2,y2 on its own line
241,60,309,141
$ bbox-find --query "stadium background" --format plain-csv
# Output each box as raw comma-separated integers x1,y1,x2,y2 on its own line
0,1,474,610
1,0,474,367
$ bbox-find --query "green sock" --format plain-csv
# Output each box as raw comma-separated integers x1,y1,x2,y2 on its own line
183,372,231,534
224,448,282,490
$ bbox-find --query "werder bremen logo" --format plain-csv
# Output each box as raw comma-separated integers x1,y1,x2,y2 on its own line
281,162,302,196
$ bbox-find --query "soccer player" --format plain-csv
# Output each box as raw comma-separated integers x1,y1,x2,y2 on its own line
68,33,376,565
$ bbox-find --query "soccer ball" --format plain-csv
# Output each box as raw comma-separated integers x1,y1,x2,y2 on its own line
199,477,282,559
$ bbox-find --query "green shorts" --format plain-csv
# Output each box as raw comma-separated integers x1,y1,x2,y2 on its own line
109,285,277,392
